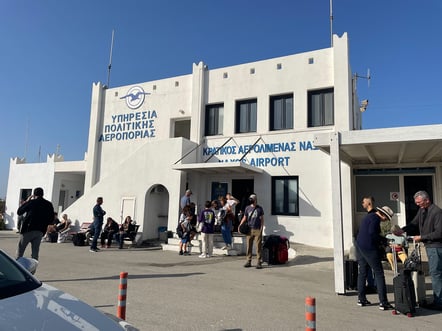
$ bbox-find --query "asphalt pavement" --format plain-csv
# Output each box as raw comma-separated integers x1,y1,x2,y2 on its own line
0,231,440,331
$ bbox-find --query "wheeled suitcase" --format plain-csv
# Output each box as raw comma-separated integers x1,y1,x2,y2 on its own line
345,259,358,290
262,235,289,265
392,243,416,317
408,240,426,306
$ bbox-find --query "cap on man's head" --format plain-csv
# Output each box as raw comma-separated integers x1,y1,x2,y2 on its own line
376,206,394,221
186,189,192,195
249,194,257,201
33,187,44,197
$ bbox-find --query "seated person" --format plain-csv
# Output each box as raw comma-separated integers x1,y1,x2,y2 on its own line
56,213,72,243
100,217,119,248
56,213,72,233
117,216,136,249
42,212,60,242
385,224,408,271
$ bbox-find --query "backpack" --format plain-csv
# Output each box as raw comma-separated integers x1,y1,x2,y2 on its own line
176,223,184,238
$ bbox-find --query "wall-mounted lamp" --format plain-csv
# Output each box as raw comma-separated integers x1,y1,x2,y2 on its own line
359,99,369,112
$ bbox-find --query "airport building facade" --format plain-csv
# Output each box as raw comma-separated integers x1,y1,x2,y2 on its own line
6,33,442,293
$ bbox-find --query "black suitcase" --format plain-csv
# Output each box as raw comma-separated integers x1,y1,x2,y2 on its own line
262,235,288,265
392,243,416,316
393,271,416,316
72,232,86,246
345,259,358,290
262,235,279,265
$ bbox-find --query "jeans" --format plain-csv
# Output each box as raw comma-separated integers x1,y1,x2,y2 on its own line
91,221,103,250
16,230,44,260
221,223,232,246
426,247,442,306
356,244,388,304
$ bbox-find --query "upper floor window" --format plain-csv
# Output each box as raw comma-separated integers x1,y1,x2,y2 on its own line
205,104,224,136
271,176,299,216
270,94,293,131
272,176,299,216
235,99,257,133
308,88,334,127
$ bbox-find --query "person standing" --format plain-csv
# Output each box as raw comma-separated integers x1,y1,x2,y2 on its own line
239,194,264,269
356,205,393,310
90,197,106,252
198,200,216,258
16,199,25,233
16,187,54,260
219,196,234,250
180,189,192,210
403,190,442,310
361,196,377,294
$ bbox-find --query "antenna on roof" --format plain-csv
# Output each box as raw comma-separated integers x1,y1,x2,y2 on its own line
353,68,371,88
106,29,115,88
330,0,334,47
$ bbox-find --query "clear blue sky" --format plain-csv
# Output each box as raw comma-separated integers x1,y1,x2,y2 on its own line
1,0,441,199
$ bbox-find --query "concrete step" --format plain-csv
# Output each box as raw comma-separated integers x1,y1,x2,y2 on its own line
161,233,247,256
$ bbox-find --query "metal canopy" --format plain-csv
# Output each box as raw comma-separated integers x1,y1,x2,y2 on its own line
314,124,442,166
172,161,264,175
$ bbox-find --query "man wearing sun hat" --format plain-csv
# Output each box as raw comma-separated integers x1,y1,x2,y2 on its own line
356,205,394,310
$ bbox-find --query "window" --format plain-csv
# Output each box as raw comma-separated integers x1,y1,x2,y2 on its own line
205,104,224,136
271,176,299,216
235,99,257,133
270,94,293,131
308,88,334,127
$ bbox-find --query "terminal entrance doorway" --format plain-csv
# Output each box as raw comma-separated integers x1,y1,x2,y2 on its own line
231,179,254,232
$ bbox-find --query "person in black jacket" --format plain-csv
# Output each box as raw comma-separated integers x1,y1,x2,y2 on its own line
16,187,55,260
403,190,442,310
356,205,393,310
100,217,119,248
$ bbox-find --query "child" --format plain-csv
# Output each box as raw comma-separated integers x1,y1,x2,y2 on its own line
386,224,408,271
178,206,192,255
198,201,216,258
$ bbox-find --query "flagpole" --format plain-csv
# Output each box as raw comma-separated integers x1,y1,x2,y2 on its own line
330,0,333,47
107,30,115,87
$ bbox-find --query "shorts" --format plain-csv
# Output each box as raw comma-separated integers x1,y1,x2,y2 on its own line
181,232,190,243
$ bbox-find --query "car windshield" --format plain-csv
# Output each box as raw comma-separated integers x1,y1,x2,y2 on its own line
0,250,41,300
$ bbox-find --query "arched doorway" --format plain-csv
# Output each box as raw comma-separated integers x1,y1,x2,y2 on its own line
144,185,169,240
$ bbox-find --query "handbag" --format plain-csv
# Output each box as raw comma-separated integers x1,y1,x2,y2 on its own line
239,221,250,235
239,206,257,235
197,221,204,233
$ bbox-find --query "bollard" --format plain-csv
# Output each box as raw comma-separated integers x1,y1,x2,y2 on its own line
305,296,316,331
117,271,128,320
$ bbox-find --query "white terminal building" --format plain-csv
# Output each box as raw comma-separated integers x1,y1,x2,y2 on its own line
5,33,442,293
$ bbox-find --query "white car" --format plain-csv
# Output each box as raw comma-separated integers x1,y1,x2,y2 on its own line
0,249,138,331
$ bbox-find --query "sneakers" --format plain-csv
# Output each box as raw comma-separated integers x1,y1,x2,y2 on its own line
183,251,191,256
379,302,393,311
199,253,207,258
256,263,263,269
179,250,183,255
221,246,228,250
244,261,252,268
357,299,371,307
89,248,98,253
